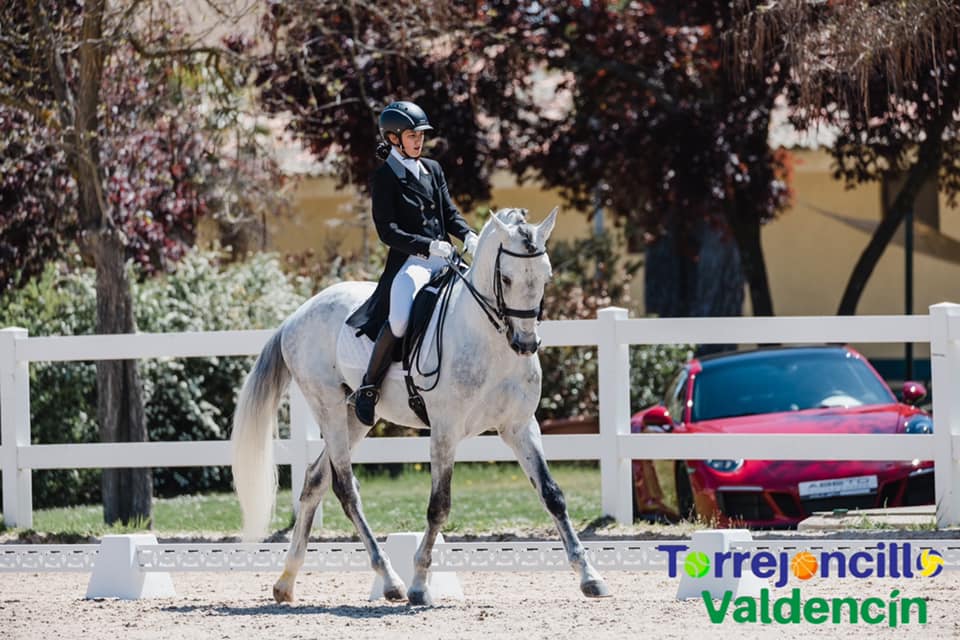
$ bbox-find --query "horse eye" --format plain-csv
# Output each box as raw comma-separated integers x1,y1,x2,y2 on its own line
501,275,512,287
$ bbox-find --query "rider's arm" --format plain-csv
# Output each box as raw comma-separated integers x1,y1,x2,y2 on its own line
431,161,474,242
371,168,436,257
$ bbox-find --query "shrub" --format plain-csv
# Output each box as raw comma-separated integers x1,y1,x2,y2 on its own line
0,259,100,507
538,232,691,421
134,251,307,495
0,250,308,507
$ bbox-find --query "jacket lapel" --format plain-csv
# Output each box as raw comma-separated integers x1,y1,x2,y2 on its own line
420,166,435,198
386,154,432,199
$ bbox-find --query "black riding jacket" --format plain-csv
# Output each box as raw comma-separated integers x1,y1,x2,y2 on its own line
346,155,473,341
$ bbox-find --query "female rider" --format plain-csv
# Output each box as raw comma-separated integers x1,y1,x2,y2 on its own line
346,101,479,426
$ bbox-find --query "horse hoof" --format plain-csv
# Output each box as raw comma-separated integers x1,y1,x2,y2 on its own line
407,589,433,607
384,585,408,602
273,582,295,603
581,579,611,598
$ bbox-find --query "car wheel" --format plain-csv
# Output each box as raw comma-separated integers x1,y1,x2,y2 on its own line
674,462,696,521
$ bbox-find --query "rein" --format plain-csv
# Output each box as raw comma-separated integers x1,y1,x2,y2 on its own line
405,244,546,402
447,244,545,335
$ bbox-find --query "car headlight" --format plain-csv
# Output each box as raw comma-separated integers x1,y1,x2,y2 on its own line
705,459,744,473
904,417,933,434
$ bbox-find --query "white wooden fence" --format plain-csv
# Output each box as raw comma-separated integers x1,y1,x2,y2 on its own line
2,304,959,529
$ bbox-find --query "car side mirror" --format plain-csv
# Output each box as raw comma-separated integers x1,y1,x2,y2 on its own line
641,406,673,432
902,381,927,405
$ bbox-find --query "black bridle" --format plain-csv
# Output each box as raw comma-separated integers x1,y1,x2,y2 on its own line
404,242,548,418
447,244,546,337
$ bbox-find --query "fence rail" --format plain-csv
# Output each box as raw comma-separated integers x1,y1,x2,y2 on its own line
2,303,960,529
5,539,960,574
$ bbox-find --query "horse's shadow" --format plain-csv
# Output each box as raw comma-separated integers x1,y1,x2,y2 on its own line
162,603,453,618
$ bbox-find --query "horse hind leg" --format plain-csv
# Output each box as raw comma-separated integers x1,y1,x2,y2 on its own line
273,391,404,603
501,418,610,598
326,412,407,602
272,449,331,603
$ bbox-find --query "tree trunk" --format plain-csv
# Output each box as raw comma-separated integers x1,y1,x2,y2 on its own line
644,217,744,356
88,231,153,526
68,0,152,525
730,215,775,317
644,221,743,318
836,79,960,315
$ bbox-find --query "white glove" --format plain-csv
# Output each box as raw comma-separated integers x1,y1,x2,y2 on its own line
463,231,479,257
429,240,455,259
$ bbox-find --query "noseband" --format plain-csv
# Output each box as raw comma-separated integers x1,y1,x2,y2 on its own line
494,245,546,323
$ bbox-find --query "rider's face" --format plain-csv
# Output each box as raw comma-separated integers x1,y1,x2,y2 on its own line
394,130,424,158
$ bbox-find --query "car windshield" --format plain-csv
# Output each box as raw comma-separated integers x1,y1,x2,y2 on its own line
690,350,895,421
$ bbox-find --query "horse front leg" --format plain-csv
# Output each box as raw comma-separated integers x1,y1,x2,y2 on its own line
501,418,610,598
408,437,456,606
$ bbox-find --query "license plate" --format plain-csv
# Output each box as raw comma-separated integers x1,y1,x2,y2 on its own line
798,474,878,499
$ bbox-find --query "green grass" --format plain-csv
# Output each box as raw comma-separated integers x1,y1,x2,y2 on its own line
8,462,607,538
845,513,937,531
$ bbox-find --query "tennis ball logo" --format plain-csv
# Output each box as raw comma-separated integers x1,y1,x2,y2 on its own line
684,551,711,578
917,549,944,578
790,551,819,580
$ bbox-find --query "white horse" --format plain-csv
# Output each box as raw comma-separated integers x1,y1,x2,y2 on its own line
231,207,610,605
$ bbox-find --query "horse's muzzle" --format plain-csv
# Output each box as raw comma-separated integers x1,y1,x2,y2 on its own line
509,332,541,356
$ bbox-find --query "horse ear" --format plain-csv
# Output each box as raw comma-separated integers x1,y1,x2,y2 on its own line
490,210,511,236
536,207,559,245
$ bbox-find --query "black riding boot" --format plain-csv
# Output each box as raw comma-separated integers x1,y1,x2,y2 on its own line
353,323,400,426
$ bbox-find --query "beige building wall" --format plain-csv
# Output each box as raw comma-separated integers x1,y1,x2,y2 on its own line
251,149,960,364
263,171,596,259
760,149,960,360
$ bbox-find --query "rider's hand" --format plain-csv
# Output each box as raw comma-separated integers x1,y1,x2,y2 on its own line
463,232,479,257
429,240,455,259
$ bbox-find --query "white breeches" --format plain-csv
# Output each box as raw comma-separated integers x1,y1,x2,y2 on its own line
389,255,447,337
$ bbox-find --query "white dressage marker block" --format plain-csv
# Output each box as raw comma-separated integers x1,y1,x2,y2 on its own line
85,534,176,600
370,532,463,601
676,529,766,600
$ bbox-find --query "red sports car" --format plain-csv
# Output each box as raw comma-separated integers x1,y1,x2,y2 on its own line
631,346,934,528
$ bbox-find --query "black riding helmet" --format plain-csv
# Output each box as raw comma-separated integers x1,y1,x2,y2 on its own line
378,101,433,143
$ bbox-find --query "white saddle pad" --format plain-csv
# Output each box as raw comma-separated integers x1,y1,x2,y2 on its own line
336,296,443,381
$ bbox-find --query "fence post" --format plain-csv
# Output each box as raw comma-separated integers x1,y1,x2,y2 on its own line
930,303,960,527
288,382,322,527
0,328,32,529
597,307,632,524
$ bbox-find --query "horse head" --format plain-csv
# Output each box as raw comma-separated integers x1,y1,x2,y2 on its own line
471,207,558,356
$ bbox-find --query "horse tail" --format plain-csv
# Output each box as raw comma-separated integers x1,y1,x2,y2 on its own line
231,330,291,541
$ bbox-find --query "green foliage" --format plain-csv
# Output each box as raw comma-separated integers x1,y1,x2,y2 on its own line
0,250,308,507
0,259,100,507
134,251,307,495
538,232,691,420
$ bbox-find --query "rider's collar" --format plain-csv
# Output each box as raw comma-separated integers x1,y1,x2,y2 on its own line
390,147,423,179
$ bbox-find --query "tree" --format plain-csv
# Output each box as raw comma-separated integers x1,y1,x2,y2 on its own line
732,0,960,315
0,1,280,524
256,1,537,207
257,1,793,317
508,1,793,318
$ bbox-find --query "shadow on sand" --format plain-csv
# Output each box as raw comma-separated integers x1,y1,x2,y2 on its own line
162,602,454,619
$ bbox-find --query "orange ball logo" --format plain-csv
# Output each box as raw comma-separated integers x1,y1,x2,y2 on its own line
790,551,819,580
